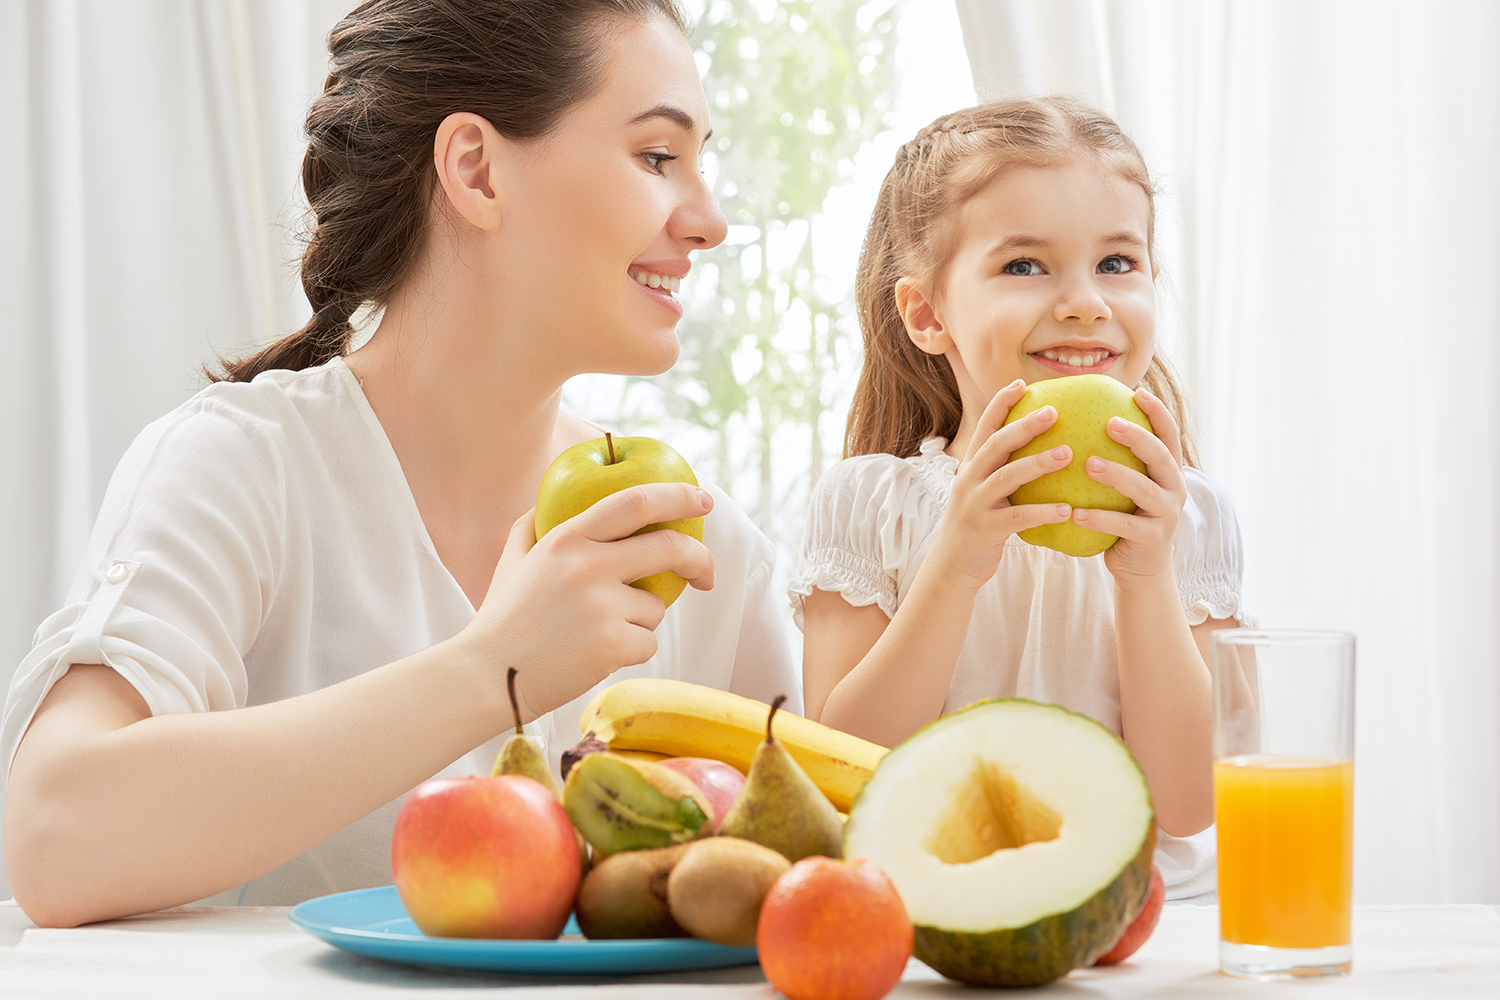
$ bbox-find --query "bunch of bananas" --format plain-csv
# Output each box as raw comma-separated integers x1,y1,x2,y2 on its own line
578,679,888,813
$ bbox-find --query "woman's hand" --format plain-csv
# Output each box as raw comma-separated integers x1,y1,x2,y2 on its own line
464,483,716,719
935,379,1074,592
1072,387,1188,583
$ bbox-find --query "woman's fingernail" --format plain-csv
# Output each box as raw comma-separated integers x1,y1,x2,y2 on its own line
1074,508,1089,522
1037,406,1055,423
1056,504,1071,518
1051,446,1069,461
698,488,714,510
1087,456,1106,474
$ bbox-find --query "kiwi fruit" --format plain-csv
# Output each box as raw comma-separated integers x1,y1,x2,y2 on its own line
574,843,690,939
666,836,791,947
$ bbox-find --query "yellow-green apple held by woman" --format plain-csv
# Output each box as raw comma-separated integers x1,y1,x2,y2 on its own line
1003,374,1152,557
535,433,705,608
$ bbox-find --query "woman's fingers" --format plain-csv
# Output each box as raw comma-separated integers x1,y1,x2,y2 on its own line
606,527,716,594
567,482,714,542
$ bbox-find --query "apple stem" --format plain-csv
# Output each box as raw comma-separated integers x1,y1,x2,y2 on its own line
605,431,617,465
507,667,524,736
766,693,786,744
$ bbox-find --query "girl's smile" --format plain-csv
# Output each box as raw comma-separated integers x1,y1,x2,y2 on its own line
897,160,1157,458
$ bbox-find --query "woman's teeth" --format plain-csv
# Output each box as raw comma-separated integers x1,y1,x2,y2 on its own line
631,270,681,294
1041,350,1110,367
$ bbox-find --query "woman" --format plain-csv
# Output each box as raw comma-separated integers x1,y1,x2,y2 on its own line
3,0,796,926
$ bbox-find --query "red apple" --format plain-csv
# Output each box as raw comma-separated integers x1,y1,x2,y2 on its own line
1094,864,1165,965
655,757,746,833
391,775,581,939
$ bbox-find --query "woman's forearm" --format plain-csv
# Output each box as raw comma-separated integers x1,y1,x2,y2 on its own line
4,634,514,928
1114,572,1214,837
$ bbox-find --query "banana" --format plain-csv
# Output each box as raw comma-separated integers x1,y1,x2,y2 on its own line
578,678,888,812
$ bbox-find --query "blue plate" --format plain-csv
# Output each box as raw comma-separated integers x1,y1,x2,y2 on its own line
290,885,760,975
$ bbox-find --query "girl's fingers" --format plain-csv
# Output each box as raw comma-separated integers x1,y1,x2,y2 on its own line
962,379,1030,467
971,403,1058,471
1003,501,1074,534
1105,414,1184,494
1134,388,1184,467
1084,455,1165,513
977,443,1072,506
1070,506,1138,541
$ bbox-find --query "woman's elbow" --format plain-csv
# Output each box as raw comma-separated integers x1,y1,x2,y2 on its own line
5,802,100,928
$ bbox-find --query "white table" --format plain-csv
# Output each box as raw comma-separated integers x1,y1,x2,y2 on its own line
2,899,1497,999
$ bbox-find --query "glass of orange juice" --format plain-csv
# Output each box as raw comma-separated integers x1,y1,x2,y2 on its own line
1212,629,1355,980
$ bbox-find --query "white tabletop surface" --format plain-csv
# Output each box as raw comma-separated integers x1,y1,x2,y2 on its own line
1,899,1497,999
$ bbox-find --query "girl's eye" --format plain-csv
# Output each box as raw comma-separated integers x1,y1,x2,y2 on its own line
1098,255,1138,274
1003,258,1043,277
642,152,678,175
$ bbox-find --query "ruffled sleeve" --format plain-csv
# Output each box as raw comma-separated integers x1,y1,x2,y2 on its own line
788,445,949,630
1174,467,1252,627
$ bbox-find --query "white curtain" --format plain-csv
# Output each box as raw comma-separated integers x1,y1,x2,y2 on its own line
0,0,352,899
956,0,1500,904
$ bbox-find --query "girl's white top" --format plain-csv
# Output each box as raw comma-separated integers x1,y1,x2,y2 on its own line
789,436,1248,902
1,358,798,905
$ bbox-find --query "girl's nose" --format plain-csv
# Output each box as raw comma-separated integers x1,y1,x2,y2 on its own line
671,172,728,250
1053,277,1112,325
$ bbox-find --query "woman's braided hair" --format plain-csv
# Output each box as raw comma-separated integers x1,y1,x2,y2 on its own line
210,0,686,383
846,96,1197,467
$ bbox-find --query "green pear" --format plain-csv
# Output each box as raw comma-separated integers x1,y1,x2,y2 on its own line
490,668,561,797
717,695,844,863
1003,373,1153,557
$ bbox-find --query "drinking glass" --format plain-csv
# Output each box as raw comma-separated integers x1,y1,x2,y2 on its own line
1211,629,1355,980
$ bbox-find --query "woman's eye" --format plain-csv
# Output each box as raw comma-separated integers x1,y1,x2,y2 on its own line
1003,258,1042,276
642,152,678,175
1098,255,1137,274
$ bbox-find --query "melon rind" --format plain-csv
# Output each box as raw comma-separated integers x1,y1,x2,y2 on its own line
912,827,1154,987
843,698,1156,989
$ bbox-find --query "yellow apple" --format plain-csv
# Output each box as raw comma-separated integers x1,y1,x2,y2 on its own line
535,434,704,608
1003,374,1152,557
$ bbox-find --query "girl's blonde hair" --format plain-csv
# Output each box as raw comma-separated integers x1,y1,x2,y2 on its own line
847,95,1198,467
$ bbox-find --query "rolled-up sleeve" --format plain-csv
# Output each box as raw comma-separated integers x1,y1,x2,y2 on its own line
2,395,285,785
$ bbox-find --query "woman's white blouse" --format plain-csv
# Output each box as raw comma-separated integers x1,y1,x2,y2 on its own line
789,436,1249,901
2,358,798,905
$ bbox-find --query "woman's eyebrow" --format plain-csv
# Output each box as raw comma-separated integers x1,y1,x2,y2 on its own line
628,103,713,146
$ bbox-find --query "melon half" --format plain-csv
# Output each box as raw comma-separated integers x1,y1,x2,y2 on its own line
843,699,1155,988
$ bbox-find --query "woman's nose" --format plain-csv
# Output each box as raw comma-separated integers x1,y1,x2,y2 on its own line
671,172,728,250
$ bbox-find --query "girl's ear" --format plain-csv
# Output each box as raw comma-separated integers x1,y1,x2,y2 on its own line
432,112,508,232
895,277,953,355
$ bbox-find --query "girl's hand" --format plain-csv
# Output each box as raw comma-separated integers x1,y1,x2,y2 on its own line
1073,387,1187,582
464,484,716,719
937,379,1074,591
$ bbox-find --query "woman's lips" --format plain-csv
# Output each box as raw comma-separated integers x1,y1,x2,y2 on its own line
630,268,684,316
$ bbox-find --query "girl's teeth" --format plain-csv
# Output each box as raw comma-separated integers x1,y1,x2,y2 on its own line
1042,350,1104,367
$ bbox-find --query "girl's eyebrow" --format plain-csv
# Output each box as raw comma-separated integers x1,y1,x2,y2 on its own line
628,103,714,148
982,235,1052,258
983,232,1146,259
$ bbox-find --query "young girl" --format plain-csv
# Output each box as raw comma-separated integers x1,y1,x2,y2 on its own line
2,0,796,926
790,97,1246,901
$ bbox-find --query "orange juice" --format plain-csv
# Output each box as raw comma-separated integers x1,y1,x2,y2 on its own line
1214,756,1353,949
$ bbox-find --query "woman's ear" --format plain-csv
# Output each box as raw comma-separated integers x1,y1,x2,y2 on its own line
895,277,952,355
432,112,508,231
